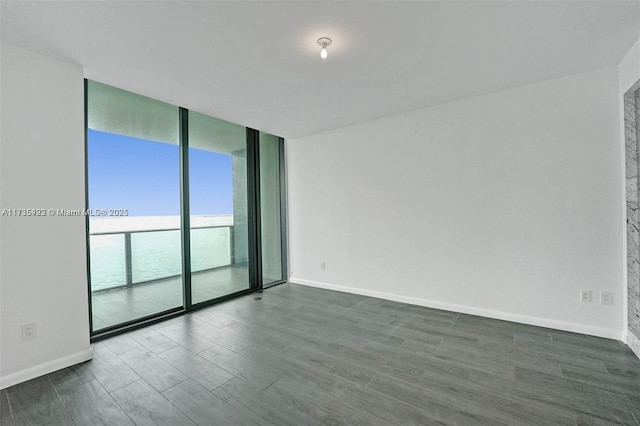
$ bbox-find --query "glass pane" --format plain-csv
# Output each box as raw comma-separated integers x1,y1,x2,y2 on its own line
87,80,182,332
131,230,182,283
189,111,249,304
259,132,284,285
191,227,231,272
88,234,126,291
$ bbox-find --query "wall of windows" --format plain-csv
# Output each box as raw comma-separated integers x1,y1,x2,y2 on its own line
86,80,287,337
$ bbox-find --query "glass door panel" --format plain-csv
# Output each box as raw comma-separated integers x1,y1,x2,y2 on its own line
87,81,182,332
259,132,285,286
188,112,250,304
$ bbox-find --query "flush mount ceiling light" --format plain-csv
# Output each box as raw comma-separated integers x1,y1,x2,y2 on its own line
317,37,332,59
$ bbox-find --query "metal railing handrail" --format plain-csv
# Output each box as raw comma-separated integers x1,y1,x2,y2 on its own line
89,224,231,236
90,224,235,290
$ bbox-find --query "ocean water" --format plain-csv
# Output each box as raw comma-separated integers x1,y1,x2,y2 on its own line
89,215,233,291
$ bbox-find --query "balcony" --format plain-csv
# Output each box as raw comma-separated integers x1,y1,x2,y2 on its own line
89,221,249,331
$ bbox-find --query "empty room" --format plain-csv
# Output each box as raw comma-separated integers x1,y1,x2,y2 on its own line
1,1,640,425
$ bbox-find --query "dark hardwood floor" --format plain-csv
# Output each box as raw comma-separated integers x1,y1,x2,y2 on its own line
2,283,639,425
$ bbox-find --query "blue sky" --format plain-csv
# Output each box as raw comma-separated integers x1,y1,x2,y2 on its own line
88,129,234,216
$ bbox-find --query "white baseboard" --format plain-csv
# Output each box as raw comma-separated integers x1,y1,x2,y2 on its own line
628,331,640,359
289,277,623,340
0,346,94,390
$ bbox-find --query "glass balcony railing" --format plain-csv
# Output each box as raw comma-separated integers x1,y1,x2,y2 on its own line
89,225,233,293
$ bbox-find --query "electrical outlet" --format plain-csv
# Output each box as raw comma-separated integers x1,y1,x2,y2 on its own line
600,292,614,305
580,290,592,303
21,322,37,341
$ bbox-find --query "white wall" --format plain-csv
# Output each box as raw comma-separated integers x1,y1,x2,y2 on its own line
288,66,625,339
0,43,92,389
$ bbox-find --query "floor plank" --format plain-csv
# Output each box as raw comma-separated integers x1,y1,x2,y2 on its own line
6,376,74,426
57,379,135,426
0,389,14,426
110,379,196,426
162,379,260,426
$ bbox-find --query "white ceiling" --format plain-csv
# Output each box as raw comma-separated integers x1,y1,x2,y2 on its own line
2,1,639,139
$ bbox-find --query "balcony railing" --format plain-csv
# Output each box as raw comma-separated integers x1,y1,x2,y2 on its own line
89,225,235,293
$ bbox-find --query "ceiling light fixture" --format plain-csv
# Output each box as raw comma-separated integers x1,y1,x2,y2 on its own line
317,37,332,59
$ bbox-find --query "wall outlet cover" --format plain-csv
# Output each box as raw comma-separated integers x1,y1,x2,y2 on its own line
600,292,614,305
21,322,37,340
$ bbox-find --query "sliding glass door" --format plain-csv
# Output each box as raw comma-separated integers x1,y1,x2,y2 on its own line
86,80,287,336
188,112,250,304
86,81,183,331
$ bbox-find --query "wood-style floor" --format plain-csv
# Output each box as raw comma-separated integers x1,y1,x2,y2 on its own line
2,283,640,425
